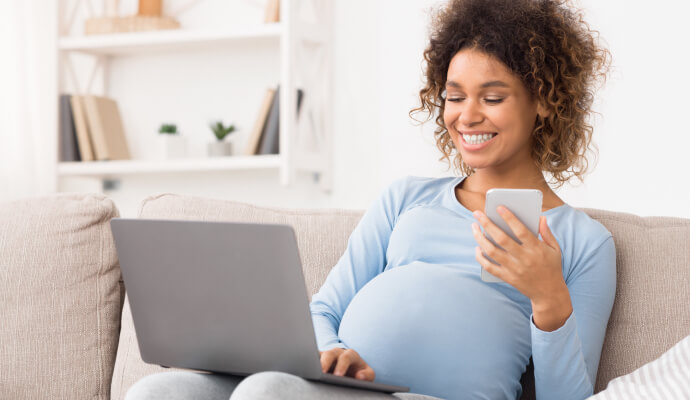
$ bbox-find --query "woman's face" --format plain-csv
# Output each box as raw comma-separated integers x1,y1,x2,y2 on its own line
443,48,548,172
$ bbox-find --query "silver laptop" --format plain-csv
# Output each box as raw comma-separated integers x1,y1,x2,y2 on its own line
110,218,409,394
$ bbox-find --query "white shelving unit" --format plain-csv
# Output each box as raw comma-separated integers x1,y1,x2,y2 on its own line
56,0,333,191
58,25,284,55
57,154,281,177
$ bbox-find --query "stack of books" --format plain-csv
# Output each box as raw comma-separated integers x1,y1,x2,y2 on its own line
59,94,130,162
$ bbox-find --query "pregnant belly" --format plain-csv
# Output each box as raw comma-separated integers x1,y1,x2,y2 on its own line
338,261,531,400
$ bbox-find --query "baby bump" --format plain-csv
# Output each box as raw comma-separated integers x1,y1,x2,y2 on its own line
338,261,531,399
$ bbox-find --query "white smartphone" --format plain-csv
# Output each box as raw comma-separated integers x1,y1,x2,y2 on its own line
480,188,543,283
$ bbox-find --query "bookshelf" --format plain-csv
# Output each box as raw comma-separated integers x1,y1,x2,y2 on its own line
56,0,333,191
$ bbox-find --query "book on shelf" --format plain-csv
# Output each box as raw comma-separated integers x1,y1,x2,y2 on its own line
264,0,280,23
82,95,131,161
257,86,304,155
70,95,95,162
244,88,276,155
59,94,81,162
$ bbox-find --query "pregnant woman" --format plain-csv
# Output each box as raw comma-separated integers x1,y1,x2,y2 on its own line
127,0,615,399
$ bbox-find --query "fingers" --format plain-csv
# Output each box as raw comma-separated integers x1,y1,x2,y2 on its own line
539,216,560,250
495,206,539,246
333,349,359,376
355,366,376,381
472,210,522,252
475,245,508,282
471,222,511,266
320,348,342,373
319,348,375,381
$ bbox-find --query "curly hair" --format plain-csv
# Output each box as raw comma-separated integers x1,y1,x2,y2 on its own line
411,0,611,187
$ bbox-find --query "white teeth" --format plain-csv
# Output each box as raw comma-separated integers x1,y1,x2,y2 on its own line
463,133,495,145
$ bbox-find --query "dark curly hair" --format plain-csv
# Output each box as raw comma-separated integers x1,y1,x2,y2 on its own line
411,0,611,187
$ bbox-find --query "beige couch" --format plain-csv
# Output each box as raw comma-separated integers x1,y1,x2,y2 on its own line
1,192,689,399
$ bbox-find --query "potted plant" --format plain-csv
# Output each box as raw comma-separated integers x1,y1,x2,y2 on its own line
207,120,236,157
159,123,176,134
155,123,186,159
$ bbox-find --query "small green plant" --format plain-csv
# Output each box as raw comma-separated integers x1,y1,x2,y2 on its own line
209,121,236,141
158,123,178,134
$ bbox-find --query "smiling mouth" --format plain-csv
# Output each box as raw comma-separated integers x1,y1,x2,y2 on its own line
461,132,498,145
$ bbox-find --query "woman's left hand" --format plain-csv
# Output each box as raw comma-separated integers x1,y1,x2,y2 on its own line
472,206,573,331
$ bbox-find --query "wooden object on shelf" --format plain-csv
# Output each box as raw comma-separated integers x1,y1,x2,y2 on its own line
244,88,276,155
105,0,119,17
82,95,131,161
138,0,162,16
70,95,95,161
264,0,280,23
85,15,180,35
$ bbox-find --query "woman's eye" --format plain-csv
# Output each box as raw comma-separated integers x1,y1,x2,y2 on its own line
446,98,504,104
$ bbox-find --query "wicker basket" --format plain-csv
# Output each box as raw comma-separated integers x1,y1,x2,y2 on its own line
85,15,180,35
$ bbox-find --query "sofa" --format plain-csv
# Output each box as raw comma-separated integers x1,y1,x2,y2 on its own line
1,192,689,399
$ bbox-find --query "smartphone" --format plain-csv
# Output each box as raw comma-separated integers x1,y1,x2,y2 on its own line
480,188,543,283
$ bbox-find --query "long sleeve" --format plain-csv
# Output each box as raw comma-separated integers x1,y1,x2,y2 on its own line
309,178,406,351
531,235,617,400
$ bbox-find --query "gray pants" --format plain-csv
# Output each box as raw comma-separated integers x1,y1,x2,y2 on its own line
125,371,443,400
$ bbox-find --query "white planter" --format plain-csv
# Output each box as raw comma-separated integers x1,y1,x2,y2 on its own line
154,134,187,159
208,141,233,157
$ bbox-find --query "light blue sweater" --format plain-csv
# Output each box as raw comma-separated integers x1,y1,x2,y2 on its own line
309,176,616,400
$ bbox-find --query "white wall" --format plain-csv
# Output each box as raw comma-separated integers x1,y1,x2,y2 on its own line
556,0,690,218
334,0,690,218
15,0,690,218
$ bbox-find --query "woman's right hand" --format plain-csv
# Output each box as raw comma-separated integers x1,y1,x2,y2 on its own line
319,348,376,381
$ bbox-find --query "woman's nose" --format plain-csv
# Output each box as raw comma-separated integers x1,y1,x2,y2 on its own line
457,99,484,127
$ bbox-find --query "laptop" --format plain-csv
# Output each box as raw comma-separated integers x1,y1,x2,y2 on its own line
110,218,409,394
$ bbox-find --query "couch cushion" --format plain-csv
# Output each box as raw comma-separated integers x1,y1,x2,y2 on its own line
111,193,363,400
582,208,690,393
0,193,123,399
